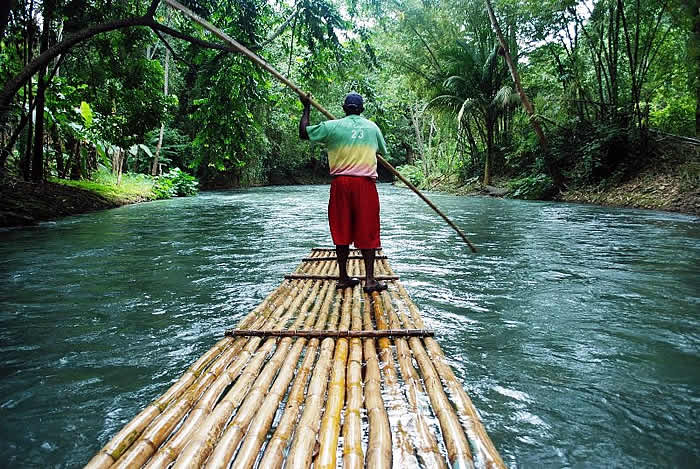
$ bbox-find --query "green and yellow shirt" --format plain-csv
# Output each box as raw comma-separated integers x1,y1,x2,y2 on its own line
306,114,388,179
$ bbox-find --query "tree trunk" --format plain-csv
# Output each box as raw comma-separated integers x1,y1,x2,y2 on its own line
70,141,81,180
0,0,15,40
0,55,62,175
690,0,700,136
484,0,567,188
411,104,425,163
55,125,65,178
22,79,33,181
484,115,493,186
485,0,547,148
31,0,53,182
113,148,125,184
152,48,170,175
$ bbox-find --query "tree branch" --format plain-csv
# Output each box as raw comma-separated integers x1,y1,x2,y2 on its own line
152,27,193,67
148,21,240,53
147,0,161,17
259,5,300,49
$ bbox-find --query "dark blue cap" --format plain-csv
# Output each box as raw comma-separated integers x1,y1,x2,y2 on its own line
343,92,364,108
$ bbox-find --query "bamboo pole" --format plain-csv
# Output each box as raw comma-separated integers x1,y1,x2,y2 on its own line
204,276,330,468
84,281,293,469
342,283,364,469
371,262,474,468
141,281,326,469
255,278,337,469
232,279,334,469
111,281,307,469
316,285,354,468
224,328,434,338
380,259,505,469
371,290,419,468
284,288,343,467
170,279,315,468
380,290,447,468
394,284,506,469
162,0,477,253
362,290,393,469
284,274,399,281
395,298,475,469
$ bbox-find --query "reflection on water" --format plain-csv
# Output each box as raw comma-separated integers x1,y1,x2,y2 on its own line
0,185,698,467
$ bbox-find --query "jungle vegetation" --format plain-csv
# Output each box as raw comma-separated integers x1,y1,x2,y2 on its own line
0,0,697,200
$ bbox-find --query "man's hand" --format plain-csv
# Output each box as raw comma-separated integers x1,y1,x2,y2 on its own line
299,94,312,140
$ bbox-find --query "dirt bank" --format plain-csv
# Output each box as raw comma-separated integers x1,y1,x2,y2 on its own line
0,178,147,228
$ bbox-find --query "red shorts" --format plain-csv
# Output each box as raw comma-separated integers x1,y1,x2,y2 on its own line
328,176,380,249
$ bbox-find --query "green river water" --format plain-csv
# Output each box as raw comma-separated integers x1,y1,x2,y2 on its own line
0,184,698,468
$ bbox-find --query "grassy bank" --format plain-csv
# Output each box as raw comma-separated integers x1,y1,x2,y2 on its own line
54,169,157,205
0,172,155,228
0,167,200,228
403,139,700,216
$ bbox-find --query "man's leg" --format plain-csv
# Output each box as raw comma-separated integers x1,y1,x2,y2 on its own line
337,244,349,281
336,245,359,289
361,248,376,289
356,179,386,293
330,178,359,290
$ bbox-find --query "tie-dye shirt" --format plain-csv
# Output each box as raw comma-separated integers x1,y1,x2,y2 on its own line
306,114,388,180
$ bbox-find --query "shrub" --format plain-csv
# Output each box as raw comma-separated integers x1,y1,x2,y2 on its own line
508,173,554,200
396,163,426,187
154,168,199,198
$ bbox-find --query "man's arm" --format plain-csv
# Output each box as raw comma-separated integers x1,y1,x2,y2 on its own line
299,96,311,140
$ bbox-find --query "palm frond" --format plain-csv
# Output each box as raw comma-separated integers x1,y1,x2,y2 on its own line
492,85,521,108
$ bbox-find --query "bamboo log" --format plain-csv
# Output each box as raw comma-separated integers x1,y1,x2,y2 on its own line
84,281,293,469
301,255,388,261
224,328,434,338
170,279,315,468
316,285,354,468
255,279,337,469
342,284,364,469
380,259,505,469
362,290,393,469
284,274,399,281
114,281,306,469
203,278,328,468
284,289,343,468
381,291,447,468
370,280,473,468
394,282,506,469
371,290,419,467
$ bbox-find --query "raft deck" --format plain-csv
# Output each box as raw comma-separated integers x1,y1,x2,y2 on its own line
86,248,505,469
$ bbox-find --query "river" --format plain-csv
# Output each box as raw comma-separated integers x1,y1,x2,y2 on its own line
0,184,698,468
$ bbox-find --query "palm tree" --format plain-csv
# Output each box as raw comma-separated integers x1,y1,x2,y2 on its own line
431,39,519,185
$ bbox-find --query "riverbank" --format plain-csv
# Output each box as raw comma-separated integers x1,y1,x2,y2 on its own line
3,143,697,228
0,177,154,228
419,137,700,216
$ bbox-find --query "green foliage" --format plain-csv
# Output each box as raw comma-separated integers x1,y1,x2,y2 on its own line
649,95,695,136
508,173,554,200
152,176,176,199
54,166,155,203
154,168,199,198
396,163,426,187
2,0,695,204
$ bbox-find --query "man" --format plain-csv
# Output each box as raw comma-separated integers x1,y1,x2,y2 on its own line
299,92,388,293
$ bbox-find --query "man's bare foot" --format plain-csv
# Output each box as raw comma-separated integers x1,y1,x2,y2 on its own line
363,280,388,293
337,277,360,289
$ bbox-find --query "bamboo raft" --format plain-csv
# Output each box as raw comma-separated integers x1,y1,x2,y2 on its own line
85,248,505,469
